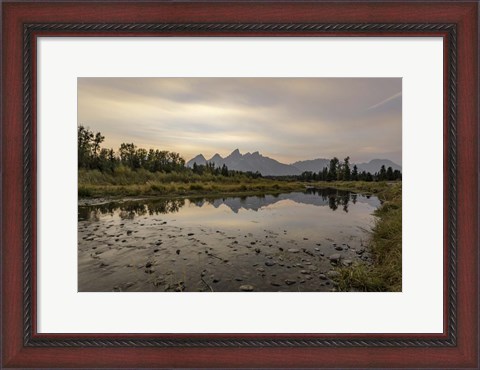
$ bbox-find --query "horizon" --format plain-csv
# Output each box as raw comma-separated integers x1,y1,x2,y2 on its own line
78,77,402,165
187,148,401,167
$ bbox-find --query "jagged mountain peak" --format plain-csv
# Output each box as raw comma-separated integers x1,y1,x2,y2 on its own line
187,150,401,177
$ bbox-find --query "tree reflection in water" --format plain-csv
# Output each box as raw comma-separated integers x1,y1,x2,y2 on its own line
78,188,361,222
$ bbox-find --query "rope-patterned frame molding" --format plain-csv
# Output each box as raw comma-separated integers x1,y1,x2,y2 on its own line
23,23,457,347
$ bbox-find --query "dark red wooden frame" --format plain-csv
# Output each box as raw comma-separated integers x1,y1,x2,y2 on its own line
1,1,478,368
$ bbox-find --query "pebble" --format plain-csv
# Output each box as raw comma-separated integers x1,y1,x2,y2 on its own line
327,270,341,279
342,259,353,267
240,285,254,291
285,279,296,285
265,261,276,267
319,274,327,280
288,248,300,253
329,254,341,262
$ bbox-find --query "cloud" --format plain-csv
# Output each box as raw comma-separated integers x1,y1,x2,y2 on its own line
78,77,402,165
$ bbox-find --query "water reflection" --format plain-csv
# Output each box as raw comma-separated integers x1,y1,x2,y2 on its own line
78,188,380,222
78,188,381,292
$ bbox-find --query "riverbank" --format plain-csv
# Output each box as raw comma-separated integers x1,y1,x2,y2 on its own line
325,181,402,292
78,169,306,198
79,169,402,292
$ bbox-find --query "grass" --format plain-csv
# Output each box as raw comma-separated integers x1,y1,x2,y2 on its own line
322,181,402,292
78,168,304,198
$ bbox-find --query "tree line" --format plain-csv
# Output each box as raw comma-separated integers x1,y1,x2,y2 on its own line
78,125,186,173
297,156,402,182
78,126,260,179
79,126,401,182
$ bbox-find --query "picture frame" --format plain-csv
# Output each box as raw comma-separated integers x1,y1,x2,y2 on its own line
1,1,478,368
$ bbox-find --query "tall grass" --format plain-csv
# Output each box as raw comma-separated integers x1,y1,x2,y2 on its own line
78,168,304,198
331,182,402,292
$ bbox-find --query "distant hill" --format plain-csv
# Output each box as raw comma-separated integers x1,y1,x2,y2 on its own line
292,158,330,173
355,159,402,174
187,150,401,176
187,149,301,176
187,154,207,166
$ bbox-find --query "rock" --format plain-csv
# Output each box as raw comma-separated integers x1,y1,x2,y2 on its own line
319,273,327,280
288,248,300,253
256,267,265,273
240,284,254,291
144,268,155,274
335,246,343,251
188,233,194,236
300,270,311,275
126,230,132,235
145,262,153,268
271,282,281,287
255,248,261,253
314,248,320,251
329,253,341,262
342,259,353,266
176,249,180,255
285,279,296,285
265,261,276,267
327,270,341,279
356,248,366,255
235,277,243,281
212,278,220,283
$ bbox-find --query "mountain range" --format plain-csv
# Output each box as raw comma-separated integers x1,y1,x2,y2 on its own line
187,149,401,177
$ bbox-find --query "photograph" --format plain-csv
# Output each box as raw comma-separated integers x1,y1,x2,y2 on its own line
78,77,402,293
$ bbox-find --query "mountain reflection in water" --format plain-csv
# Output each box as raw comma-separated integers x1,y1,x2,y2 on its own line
78,188,380,222
78,188,381,292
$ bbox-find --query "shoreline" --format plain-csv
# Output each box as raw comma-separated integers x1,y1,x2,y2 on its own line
78,179,402,292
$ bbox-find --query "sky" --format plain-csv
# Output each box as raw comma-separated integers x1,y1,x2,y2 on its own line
78,77,402,165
